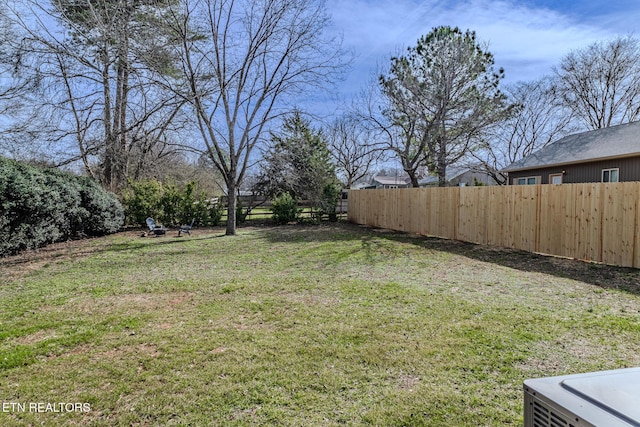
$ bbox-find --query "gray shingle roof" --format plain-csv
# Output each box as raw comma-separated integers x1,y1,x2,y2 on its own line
417,166,467,186
373,175,411,186
503,121,640,172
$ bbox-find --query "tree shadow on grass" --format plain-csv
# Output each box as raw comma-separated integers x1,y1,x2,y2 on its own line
263,222,640,296
414,236,640,295
104,230,228,254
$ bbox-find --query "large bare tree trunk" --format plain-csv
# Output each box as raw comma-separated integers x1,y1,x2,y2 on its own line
226,179,237,236
168,0,346,235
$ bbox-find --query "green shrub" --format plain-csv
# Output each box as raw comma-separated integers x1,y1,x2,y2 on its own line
121,179,164,226
177,181,210,226
271,192,301,225
121,179,212,227
208,199,224,226
318,182,341,222
0,157,124,256
0,161,59,254
78,176,125,235
159,182,182,225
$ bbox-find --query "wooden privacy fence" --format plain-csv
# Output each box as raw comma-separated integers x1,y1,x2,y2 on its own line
347,183,640,269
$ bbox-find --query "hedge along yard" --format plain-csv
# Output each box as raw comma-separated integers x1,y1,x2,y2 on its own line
1,223,640,426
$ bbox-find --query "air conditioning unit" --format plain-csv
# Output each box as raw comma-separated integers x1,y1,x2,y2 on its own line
524,367,640,427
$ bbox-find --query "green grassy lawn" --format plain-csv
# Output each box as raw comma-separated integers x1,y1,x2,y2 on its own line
1,223,640,426
227,206,347,221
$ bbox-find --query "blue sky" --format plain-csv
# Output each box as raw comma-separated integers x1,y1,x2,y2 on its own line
314,0,640,116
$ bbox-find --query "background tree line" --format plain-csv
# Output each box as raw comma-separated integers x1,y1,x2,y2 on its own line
2,0,640,234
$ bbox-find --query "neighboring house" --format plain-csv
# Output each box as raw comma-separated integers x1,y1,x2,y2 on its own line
419,166,498,187
449,168,498,186
503,121,640,185
360,174,412,189
353,167,497,189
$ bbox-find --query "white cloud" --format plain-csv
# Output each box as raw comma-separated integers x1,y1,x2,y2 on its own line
425,0,614,82
327,0,436,66
327,0,626,85
312,0,640,116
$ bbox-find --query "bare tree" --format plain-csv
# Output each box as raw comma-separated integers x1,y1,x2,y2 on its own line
6,0,185,189
0,1,43,157
356,74,428,188
326,114,382,188
554,35,640,129
165,0,346,235
473,77,577,185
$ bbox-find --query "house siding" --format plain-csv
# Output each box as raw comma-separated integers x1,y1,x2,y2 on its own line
507,156,640,184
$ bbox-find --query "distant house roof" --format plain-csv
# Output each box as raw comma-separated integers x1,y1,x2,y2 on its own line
418,166,485,186
418,176,438,186
503,121,640,173
372,175,411,186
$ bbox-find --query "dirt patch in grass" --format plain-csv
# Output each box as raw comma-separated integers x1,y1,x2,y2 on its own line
277,291,339,308
44,291,194,315
47,343,162,362
13,329,58,345
517,332,640,377
1,237,114,282
99,343,162,360
398,374,421,391
44,343,93,361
